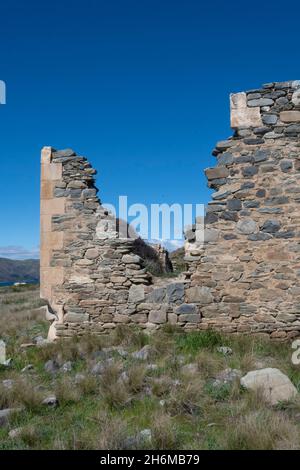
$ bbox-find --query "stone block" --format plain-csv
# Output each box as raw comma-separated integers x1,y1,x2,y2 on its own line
280,111,300,122
186,286,213,304
64,313,89,323
129,285,145,303
149,308,167,324
230,92,262,128
178,314,201,323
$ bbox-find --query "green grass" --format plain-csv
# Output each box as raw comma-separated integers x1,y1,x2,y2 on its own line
1,285,300,449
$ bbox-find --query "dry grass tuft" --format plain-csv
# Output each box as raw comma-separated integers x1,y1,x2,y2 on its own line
151,413,181,450
126,364,146,393
225,410,300,450
54,377,81,405
99,363,131,409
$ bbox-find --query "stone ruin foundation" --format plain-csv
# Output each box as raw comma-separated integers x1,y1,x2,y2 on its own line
41,80,300,341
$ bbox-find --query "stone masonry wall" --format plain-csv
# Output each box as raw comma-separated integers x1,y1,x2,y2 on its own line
40,147,191,339
185,80,300,340
41,80,300,341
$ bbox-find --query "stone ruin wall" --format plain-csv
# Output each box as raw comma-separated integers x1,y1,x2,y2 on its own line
41,80,300,341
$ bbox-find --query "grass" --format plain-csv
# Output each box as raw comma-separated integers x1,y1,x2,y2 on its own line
1,284,300,449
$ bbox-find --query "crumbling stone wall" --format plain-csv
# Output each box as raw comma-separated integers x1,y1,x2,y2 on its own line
41,80,300,341
185,80,300,340
40,147,190,340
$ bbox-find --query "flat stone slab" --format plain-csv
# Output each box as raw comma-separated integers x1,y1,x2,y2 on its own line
280,111,300,122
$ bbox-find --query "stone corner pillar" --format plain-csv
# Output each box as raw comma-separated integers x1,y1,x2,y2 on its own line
230,91,262,129
40,147,65,321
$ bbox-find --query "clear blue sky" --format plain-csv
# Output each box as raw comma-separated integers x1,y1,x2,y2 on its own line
1,0,300,258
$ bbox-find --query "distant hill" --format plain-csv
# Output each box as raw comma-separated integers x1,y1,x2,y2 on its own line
170,247,186,273
0,258,40,283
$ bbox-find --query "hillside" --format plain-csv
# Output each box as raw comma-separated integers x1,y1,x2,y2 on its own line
0,258,39,283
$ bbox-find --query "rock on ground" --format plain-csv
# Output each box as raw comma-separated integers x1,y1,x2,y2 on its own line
240,368,298,405
132,345,152,360
212,368,242,387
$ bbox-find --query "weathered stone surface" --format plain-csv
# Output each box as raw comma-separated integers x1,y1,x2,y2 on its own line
241,368,298,405
122,254,141,264
292,89,300,106
176,304,197,315
0,408,22,427
227,199,242,211
186,286,213,304
254,150,269,162
261,219,281,233
213,368,242,387
132,345,152,360
280,111,300,122
64,312,89,323
262,114,277,125
216,140,235,151
178,313,200,323
149,308,167,324
280,160,293,172
166,283,185,302
236,218,257,234
242,166,258,177
248,98,274,107
128,285,145,303
204,228,219,242
205,167,229,180
44,360,59,374
146,287,166,303
230,92,262,128
42,395,58,407
218,152,234,165
85,248,99,259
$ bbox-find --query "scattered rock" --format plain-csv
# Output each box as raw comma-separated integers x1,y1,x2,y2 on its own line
212,368,242,387
34,336,49,346
140,428,152,443
0,408,22,427
8,427,22,439
91,358,114,375
20,343,35,349
44,360,60,374
74,373,86,384
240,368,298,405
61,361,73,373
21,364,34,373
132,345,152,361
42,395,58,407
118,371,129,384
216,346,233,356
2,379,14,389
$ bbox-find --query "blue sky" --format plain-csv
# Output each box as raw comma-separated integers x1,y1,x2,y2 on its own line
1,0,300,258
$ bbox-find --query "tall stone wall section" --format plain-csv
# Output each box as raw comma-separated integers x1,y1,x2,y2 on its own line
40,147,190,339
41,80,300,341
186,80,300,340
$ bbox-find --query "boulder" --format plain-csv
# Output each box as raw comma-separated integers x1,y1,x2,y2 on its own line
240,368,298,405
